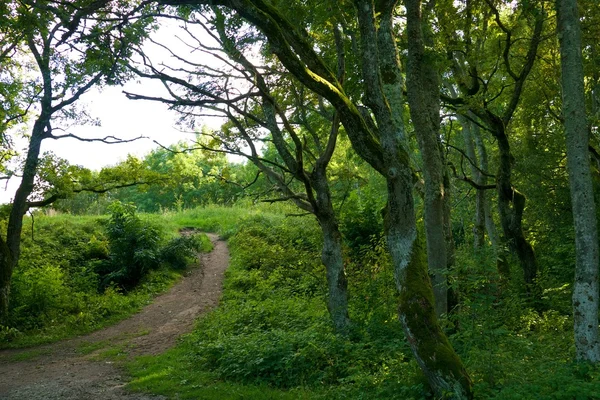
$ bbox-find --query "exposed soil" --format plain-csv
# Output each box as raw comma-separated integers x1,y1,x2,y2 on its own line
0,233,229,400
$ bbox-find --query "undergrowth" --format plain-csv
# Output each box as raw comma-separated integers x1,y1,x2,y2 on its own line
4,203,599,399
126,204,600,400
1,204,211,348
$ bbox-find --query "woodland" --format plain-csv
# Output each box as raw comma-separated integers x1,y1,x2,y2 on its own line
1,0,600,399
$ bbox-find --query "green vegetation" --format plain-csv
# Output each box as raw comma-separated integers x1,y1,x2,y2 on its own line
127,206,423,399
0,205,211,348
2,202,600,398
2,0,600,398
125,205,600,399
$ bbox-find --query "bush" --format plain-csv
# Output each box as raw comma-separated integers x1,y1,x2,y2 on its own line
97,202,164,290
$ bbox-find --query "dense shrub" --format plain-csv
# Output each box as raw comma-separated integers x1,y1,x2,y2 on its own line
97,202,163,290
97,202,208,290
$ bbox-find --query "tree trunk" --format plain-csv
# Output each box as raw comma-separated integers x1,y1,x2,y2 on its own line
0,250,12,324
493,121,538,286
472,124,499,249
461,119,485,248
313,168,351,335
443,167,458,312
405,0,448,317
319,217,350,334
556,0,600,363
0,116,46,322
384,168,473,399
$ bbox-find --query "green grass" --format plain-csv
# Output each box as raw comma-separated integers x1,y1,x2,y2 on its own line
127,345,323,400
2,210,214,349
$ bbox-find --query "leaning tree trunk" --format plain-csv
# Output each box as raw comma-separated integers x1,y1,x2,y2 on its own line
556,0,600,362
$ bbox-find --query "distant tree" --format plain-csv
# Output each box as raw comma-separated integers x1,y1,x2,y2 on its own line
111,141,252,212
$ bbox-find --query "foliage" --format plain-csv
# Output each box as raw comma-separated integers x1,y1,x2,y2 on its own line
98,202,164,290
337,164,386,252
159,233,212,270
1,210,211,348
97,201,208,290
127,206,424,399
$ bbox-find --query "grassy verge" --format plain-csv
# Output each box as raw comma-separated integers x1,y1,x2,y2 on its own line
1,210,213,349
125,205,425,400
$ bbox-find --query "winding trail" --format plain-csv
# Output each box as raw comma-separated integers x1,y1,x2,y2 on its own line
0,233,229,400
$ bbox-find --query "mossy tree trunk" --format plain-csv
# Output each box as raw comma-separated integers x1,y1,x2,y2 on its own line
405,0,449,317
355,0,472,396
165,0,473,394
556,0,600,362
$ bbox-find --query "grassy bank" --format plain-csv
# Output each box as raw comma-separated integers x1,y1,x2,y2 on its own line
1,208,212,349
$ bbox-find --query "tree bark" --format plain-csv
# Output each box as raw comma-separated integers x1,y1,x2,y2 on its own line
556,0,600,363
405,0,448,317
314,171,351,334
355,0,472,396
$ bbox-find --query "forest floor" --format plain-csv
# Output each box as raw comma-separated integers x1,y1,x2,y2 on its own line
0,233,229,400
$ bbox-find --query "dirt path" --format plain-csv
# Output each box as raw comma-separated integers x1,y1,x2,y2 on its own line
0,233,229,400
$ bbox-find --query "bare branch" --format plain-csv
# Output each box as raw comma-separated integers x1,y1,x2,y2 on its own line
48,132,147,144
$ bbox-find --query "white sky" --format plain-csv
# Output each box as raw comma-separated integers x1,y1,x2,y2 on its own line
1,82,205,204
43,83,194,170
1,18,227,204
